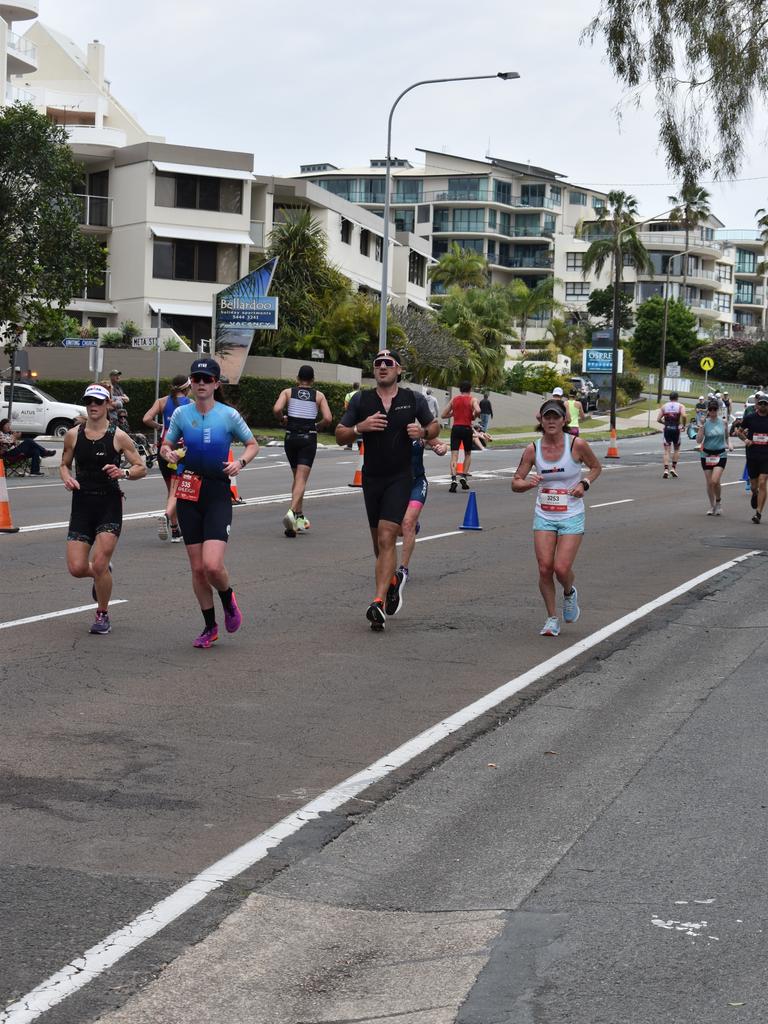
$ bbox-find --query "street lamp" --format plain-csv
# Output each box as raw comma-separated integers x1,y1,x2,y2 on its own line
656,247,699,401
378,71,520,348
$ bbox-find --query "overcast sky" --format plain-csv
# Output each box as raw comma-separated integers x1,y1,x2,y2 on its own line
35,0,768,228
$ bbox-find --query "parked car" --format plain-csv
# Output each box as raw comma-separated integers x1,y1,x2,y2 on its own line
568,376,600,412
0,382,86,437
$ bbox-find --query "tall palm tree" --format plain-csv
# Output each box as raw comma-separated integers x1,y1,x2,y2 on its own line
579,190,653,427
756,206,768,334
505,278,563,350
429,242,488,291
668,182,712,294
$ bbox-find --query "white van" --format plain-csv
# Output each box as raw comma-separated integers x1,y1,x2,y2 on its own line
0,382,87,438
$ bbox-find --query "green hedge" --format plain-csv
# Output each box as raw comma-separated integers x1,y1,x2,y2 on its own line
35,376,353,431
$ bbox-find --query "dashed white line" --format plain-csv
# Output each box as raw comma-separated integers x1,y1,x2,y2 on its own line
590,499,635,509
1,549,760,1024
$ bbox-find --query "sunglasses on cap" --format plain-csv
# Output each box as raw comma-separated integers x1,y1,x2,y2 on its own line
84,397,107,406
190,373,216,383
373,357,397,368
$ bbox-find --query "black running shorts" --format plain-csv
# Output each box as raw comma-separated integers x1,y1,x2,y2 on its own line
175,478,233,545
746,452,768,479
284,431,317,471
450,425,474,453
409,474,428,506
663,426,681,446
700,451,727,472
362,471,412,528
67,490,123,544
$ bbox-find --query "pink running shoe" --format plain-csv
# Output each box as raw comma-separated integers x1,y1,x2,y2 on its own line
193,625,219,649
224,592,242,633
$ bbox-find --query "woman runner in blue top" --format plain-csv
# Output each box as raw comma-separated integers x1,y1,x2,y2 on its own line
696,398,733,515
160,359,259,649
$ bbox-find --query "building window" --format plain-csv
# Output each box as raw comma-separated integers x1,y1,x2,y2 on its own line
417,204,430,223
319,178,357,201
453,208,485,232
550,185,562,205
736,248,757,273
715,293,731,312
360,230,370,257
494,180,511,204
521,183,545,206
340,218,352,244
154,172,242,213
432,240,449,259
394,179,423,203
543,215,556,235
736,311,755,327
566,252,583,271
488,209,497,229
433,207,450,232
361,177,385,203
153,239,238,283
736,283,754,304
487,240,497,262
591,196,605,210
374,236,383,262
454,238,485,253
565,282,590,299
569,191,587,206
717,263,733,283
395,209,415,232
515,213,541,235
447,177,483,200
408,251,425,287
499,212,511,236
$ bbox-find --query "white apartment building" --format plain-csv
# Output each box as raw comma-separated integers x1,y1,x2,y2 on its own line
1,0,37,106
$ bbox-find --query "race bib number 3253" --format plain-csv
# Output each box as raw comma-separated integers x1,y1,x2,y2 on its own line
540,488,570,513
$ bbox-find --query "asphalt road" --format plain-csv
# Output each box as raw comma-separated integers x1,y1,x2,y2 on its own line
1,434,765,1023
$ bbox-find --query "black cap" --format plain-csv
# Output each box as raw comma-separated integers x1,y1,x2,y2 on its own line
189,358,221,379
540,399,567,417
297,364,315,381
376,348,402,365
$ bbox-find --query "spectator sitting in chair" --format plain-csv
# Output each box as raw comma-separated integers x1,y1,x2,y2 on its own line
0,418,56,476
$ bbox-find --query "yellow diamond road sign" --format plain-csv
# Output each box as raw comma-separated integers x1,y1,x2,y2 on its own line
700,357,715,372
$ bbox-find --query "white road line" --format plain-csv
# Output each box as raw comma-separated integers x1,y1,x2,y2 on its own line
0,601,128,631
1,548,760,1024
396,530,464,547
590,499,635,509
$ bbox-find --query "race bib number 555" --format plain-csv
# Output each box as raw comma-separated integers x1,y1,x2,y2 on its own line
176,470,202,502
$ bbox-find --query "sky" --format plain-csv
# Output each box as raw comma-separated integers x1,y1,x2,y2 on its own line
32,0,768,229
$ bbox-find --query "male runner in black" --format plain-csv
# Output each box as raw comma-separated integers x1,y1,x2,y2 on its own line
337,349,439,630
738,393,768,523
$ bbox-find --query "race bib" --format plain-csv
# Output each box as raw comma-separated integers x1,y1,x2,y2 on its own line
704,454,722,467
540,487,571,513
753,433,768,445
176,470,202,502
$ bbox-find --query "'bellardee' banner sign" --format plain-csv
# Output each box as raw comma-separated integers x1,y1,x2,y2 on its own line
213,257,279,384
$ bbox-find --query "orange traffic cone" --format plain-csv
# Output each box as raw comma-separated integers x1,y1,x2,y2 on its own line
456,441,466,475
0,460,19,533
606,428,620,459
349,441,364,487
229,448,245,504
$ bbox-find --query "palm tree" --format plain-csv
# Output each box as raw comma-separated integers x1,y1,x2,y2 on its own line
429,242,488,291
756,207,768,334
435,285,511,388
505,277,563,350
579,190,653,427
668,182,712,293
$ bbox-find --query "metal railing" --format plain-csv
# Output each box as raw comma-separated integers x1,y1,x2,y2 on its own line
494,255,554,269
432,222,554,239
5,83,35,104
735,290,765,305
636,230,723,252
74,193,112,228
7,31,38,62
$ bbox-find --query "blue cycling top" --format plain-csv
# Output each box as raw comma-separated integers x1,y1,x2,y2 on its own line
162,394,191,436
411,438,426,479
165,402,253,480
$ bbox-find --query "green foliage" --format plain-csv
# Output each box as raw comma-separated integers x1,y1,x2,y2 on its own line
584,1,768,179
506,277,563,345
120,320,141,341
429,242,488,290
306,291,403,365
434,285,512,388
738,340,768,379
0,104,107,340
630,296,698,365
25,308,81,346
580,192,653,286
586,285,634,329
616,371,644,399
164,338,181,352
688,337,756,381
390,306,467,387
504,363,566,395
100,331,124,347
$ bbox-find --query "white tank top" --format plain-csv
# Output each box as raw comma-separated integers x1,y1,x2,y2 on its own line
534,435,585,520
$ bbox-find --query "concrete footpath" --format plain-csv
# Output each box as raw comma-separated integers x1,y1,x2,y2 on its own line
93,554,768,1024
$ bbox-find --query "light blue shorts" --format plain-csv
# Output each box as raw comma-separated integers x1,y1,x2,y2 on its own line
533,512,585,536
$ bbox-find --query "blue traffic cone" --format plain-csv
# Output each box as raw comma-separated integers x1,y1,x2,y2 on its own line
459,490,482,530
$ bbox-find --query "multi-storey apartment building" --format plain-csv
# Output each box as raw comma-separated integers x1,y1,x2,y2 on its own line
721,231,767,337
1,0,37,106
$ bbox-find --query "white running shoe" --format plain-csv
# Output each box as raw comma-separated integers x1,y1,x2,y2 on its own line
562,587,580,623
283,508,297,537
540,616,561,637
158,515,170,541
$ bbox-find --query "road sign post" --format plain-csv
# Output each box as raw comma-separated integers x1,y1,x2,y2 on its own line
700,356,715,392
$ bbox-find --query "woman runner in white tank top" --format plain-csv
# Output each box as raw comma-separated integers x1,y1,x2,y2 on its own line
512,398,602,637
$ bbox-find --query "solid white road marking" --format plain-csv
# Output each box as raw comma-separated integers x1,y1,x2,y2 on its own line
396,530,464,547
590,499,635,509
0,601,128,631
1,549,760,1024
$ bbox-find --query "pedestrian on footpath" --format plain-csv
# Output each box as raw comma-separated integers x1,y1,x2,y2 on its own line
59,384,146,635
143,374,191,542
512,398,602,637
697,398,733,516
657,391,687,478
336,349,438,631
737,392,768,524
442,381,480,492
159,359,259,648
424,387,441,423
386,436,448,615
273,365,332,537
478,391,493,432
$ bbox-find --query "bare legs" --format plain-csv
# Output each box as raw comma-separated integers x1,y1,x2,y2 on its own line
66,532,119,608
533,531,583,617
369,520,400,603
185,540,229,610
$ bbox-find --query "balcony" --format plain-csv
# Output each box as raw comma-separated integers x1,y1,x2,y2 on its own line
735,263,758,275
636,230,723,255
424,188,558,209
6,30,37,74
493,255,554,270
65,124,128,159
685,297,714,310
735,290,765,307
0,1,39,19
432,222,554,240
75,193,112,229
73,272,111,303
4,83,35,105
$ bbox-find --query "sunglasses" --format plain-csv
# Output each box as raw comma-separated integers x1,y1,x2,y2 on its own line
84,397,107,406
190,374,216,383
373,357,396,368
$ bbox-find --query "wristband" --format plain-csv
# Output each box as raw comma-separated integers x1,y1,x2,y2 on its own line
239,458,246,469
353,424,360,435
124,468,130,480
581,480,590,491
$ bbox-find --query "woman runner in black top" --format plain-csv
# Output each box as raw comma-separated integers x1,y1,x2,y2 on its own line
60,384,146,635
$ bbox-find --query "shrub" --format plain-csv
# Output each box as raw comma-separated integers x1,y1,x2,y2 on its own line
100,330,125,347
688,337,753,381
120,320,141,341
616,371,644,399
504,363,566,395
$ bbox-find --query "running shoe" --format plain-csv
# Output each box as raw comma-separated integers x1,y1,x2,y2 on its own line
231,497,246,506
89,611,111,635
170,526,183,542
283,508,297,538
706,507,716,516
91,561,112,603
662,470,669,479
540,616,561,637
715,501,722,516
670,467,679,478
366,599,386,631
158,515,170,541
223,592,242,633
193,625,219,648
449,480,458,493
296,513,310,532
460,476,470,490
562,587,580,624
751,492,758,509
753,511,762,525
385,567,408,617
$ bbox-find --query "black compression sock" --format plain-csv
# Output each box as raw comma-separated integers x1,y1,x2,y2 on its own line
203,606,216,629
218,587,234,612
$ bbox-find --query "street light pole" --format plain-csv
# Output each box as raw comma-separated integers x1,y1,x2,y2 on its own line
657,247,697,402
378,71,520,348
